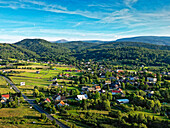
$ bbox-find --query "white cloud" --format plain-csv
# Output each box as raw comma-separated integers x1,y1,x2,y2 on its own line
124,0,138,8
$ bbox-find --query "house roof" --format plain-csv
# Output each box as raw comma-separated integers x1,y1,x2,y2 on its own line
45,98,51,102
116,99,129,102
2,94,10,99
60,101,65,105
95,86,101,89
112,90,121,93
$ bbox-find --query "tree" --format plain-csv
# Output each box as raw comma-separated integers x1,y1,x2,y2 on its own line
35,98,40,103
95,91,100,100
153,100,161,113
122,82,125,89
107,92,112,101
146,100,154,110
0,102,2,108
52,120,56,125
33,89,39,97
52,106,56,114
41,113,47,120
82,99,87,110
138,113,145,123
103,100,111,111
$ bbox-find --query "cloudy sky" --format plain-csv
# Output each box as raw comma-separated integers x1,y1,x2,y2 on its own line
0,0,170,43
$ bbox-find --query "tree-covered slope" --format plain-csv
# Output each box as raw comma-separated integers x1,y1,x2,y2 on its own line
0,43,39,60
93,41,170,50
15,39,71,61
58,41,99,52
75,47,170,66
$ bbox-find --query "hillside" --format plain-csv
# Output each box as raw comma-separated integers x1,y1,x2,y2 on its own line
116,36,170,46
0,43,39,60
93,41,170,50
15,39,71,62
58,41,99,52
0,38,168,66
75,47,170,66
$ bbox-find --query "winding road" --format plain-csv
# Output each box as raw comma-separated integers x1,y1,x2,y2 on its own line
2,76,69,128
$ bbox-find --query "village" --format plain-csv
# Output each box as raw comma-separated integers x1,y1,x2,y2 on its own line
0,60,169,128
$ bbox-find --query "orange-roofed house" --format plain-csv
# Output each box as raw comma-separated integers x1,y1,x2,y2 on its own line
95,86,101,91
57,101,69,107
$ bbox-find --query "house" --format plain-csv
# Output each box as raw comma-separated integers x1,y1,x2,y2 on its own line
65,74,69,77
116,69,124,73
36,71,40,74
58,74,62,77
52,78,57,81
112,90,121,95
88,68,92,71
95,86,101,91
116,99,129,104
52,81,59,86
105,81,111,85
1,94,10,103
54,94,65,101
147,77,157,83
87,87,96,92
44,98,51,103
2,94,10,99
75,94,88,101
81,86,89,91
57,101,69,107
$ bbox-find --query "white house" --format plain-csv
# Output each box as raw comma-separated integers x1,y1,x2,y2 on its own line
75,94,88,101
147,77,157,83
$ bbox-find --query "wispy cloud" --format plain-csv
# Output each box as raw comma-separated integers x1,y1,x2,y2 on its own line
124,0,138,8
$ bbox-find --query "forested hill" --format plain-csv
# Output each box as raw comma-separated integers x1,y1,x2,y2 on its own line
116,36,170,46
15,39,72,62
57,41,99,52
75,47,170,66
0,43,39,60
0,38,169,66
93,41,170,50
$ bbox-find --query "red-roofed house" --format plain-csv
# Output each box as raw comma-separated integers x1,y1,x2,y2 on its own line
44,98,51,103
112,90,121,95
2,94,10,99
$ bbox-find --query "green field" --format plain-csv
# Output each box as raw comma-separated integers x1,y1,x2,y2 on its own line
6,64,82,97
0,102,55,128
0,76,15,94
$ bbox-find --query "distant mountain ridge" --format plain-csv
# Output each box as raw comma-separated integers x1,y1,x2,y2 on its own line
116,36,170,46
0,38,169,65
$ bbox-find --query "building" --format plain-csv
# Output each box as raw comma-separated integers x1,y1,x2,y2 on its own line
57,101,69,107
112,90,121,95
75,94,88,101
116,99,129,104
44,98,51,103
147,77,157,83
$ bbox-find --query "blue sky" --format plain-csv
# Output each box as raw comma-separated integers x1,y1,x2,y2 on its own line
0,0,170,43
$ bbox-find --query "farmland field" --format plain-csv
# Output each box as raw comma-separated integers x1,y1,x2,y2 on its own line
0,76,15,94
0,102,55,128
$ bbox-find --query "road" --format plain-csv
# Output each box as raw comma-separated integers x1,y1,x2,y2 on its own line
2,76,69,128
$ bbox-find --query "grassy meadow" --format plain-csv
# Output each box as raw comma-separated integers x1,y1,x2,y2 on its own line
0,76,15,94
0,102,55,128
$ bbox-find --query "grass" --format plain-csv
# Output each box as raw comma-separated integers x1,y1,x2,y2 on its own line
68,110,109,115
128,110,169,120
0,76,15,94
0,102,55,128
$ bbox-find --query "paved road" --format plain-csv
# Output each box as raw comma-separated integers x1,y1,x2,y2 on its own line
2,76,69,128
